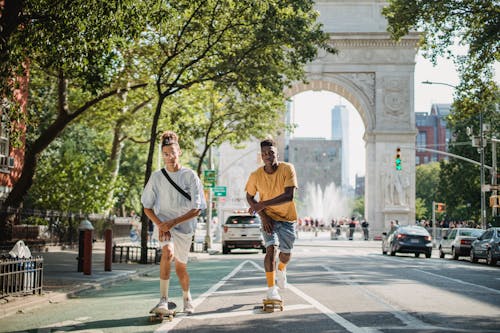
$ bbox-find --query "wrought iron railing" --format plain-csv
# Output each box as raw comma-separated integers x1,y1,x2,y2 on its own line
0,257,43,297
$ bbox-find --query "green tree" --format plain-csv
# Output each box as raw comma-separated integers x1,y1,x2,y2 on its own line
137,0,335,261
351,196,365,219
1,1,148,208
415,162,440,218
415,198,428,221
162,83,291,177
382,0,499,119
26,124,112,213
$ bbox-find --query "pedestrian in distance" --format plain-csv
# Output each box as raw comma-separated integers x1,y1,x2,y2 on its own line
142,130,207,315
361,219,369,240
349,217,356,240
245,138,298,303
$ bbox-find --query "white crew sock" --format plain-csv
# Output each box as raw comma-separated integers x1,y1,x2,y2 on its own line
182,290,191,300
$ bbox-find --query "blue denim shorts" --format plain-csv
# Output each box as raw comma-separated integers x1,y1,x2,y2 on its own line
261,220,296,253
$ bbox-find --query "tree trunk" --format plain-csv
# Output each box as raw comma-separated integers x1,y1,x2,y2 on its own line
140,96,165,263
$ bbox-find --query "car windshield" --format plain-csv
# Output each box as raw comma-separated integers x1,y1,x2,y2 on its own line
399,226,429,236
458,229,484,237
226,216,260,225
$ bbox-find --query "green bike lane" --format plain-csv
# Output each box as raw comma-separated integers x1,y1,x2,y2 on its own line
1,258,240,333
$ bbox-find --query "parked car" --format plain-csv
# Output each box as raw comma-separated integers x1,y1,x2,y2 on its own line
221,213,265,254
382,225,432,258
439,228,484,260
470,227,500,266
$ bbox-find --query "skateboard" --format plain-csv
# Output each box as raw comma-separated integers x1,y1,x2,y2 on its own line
149,301,177,322
262,298,284,313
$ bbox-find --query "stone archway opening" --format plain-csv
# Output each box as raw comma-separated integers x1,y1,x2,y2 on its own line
287,89,366,224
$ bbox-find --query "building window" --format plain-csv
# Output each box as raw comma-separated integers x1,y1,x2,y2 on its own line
416,132,426,147
0,113,11,172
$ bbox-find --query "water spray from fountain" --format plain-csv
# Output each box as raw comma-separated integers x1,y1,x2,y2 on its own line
302,182,351,221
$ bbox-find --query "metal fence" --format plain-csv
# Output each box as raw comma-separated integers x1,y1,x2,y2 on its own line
0,257,43,297
112,245,160,264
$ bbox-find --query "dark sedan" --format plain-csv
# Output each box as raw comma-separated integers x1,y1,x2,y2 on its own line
470,227,500,266
382,225,433,258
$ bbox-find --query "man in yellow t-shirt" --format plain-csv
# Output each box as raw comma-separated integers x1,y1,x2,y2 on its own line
245,138,298,301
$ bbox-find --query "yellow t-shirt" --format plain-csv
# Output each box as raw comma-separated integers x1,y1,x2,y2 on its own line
245,162,298,222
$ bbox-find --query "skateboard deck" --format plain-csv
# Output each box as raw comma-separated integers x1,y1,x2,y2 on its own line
262,299,284,313
149,301,177,322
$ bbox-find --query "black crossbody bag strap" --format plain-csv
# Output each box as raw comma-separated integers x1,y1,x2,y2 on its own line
161,168,192,201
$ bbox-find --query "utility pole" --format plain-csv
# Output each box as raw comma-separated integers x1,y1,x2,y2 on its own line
479,112,486,229
492,137,498,218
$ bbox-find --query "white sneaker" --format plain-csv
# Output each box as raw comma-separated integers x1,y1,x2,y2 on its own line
266,286,281,301
154,297,170,314
276,269,287,289
184,297,195,314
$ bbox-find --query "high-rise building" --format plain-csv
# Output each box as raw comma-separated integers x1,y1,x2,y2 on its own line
331,105,349,190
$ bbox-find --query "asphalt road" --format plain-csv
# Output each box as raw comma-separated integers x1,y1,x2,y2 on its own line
2,242,499,333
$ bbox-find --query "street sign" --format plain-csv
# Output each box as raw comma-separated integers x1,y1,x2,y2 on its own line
212,186,227,197
204,170,216,188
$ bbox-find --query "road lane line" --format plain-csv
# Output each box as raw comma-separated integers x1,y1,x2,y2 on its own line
156,260,253,333
321,264,436,330
414,269,500,295
246,260,368,333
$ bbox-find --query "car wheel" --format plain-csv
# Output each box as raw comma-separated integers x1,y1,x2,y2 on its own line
470,250,478,263
486,250,497,266
222,245,230,254
439,247,445,258
452,247,459,260
425,251,431,258
415,253,420,258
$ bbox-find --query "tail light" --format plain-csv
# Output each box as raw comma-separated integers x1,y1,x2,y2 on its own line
425,235,432,241
397,234,406,239
461,239,470,245
223,226,228,233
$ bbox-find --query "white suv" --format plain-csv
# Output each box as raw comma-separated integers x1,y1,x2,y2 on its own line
221,213,265,254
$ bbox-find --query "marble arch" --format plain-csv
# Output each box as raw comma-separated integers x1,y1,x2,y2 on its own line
279,0,421,236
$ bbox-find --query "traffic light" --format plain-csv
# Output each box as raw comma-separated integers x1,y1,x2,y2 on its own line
395,147,402,170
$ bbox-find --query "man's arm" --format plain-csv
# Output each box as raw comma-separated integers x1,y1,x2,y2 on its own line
144,208,201,234
249,186,295,214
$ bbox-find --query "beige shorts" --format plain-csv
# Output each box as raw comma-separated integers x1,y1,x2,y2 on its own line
159,228,193,264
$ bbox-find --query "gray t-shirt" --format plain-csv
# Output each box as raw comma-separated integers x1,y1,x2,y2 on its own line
141,167,207,234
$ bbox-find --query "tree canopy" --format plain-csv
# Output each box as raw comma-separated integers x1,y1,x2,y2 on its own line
382,0,499,119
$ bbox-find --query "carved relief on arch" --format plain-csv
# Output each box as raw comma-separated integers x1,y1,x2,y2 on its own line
337,72,375,107
382,76,408,118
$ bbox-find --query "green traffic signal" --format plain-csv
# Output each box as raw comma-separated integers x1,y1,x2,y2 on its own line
395,147,402,170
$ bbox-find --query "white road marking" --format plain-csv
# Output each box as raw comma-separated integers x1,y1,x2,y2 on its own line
321,264,432,330
155,260,252,333
414,269,500,295
247,260,368,333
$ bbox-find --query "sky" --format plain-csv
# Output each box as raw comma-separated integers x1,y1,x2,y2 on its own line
290,52,461,187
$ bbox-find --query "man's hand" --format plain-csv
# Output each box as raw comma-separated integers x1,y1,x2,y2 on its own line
260,214,273,234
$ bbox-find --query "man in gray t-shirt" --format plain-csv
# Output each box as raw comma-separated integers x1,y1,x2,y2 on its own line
142,131,206,315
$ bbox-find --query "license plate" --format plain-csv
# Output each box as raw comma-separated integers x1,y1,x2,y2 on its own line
410,239,419,243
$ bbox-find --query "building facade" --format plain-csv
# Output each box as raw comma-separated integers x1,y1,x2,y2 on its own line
415,103,452,165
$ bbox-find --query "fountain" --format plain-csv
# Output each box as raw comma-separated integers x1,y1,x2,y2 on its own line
301,182,351,221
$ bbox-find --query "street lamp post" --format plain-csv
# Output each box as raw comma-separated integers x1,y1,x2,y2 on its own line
422,80,488,228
